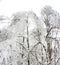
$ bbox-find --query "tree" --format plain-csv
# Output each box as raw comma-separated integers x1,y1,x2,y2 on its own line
41,6,60,65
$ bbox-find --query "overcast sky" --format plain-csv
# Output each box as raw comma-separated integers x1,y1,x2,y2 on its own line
0,0,60,17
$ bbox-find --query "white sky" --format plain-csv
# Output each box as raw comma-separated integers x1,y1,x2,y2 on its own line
0,0,60,17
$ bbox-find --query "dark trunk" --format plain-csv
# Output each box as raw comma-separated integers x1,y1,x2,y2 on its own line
26,17,30,65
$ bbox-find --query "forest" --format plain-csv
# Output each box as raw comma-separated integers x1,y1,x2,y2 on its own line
0,6,60,65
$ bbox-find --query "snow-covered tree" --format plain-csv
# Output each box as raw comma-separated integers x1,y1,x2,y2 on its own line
41,6,60,65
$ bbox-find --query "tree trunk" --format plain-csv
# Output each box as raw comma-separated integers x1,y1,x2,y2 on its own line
26,17,30,65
